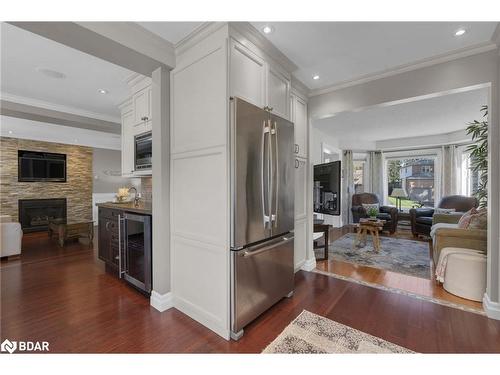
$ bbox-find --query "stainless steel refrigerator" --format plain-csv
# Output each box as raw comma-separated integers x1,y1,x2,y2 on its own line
230,97,295,340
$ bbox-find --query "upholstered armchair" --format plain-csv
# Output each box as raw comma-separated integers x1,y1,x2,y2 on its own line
430,213,487,265
351,193,398,234
409,195,478,237
0,215,23,258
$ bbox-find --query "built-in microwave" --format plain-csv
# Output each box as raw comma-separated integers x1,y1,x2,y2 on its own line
134,131,152,171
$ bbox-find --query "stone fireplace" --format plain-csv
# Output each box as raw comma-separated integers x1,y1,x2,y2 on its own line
18,198,67,233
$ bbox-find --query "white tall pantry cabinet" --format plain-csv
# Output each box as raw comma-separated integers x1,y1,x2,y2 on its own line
170,24,311,340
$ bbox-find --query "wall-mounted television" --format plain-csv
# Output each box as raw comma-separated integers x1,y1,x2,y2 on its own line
313,161,341,216
18,150,67,182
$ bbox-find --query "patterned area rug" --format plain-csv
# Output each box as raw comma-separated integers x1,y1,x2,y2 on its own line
328,233,431,279
263,310,414,353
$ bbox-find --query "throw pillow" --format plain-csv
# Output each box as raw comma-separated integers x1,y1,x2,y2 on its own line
457,208,477,229
469,208,488,230
434,208,456,215
362,203,379,216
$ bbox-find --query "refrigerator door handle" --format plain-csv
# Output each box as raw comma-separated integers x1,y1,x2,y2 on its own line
262,121,271,228
242,235,294,257
272,120,279,227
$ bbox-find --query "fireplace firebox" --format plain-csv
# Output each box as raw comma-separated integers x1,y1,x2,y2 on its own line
18,198,67,233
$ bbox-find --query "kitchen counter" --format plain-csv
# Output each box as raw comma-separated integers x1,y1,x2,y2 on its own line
96,201,152,215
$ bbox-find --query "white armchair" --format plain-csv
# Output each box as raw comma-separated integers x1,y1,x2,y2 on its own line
0,215,23,258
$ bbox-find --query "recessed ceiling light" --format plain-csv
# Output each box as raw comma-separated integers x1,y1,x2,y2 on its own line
312,75,320,80
8,130,13,134
262,25,274,34
35,67,66,79
98,89,108,95
455,28,466,36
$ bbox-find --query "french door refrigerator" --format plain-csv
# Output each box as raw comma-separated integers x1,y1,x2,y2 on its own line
230,97,295,340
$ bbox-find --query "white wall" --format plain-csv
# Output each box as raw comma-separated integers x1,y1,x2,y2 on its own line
311,127,343,227
0,115,121,150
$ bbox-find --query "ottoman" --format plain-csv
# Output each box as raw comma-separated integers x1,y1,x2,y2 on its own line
443,251,486,302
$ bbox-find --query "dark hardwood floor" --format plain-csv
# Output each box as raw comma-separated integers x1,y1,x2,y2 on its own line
1,232,500,353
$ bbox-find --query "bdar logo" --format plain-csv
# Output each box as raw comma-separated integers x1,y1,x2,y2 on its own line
1,339,17,354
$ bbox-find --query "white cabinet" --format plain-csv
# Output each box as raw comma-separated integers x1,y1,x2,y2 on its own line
294,218,307,271
121,107,135,177
132,86,153,135
133,86,152,125
295,158,308,220
119,79,153,177
230,39,290,120
291,93,308,159
267,65,290,120
230,40,266,108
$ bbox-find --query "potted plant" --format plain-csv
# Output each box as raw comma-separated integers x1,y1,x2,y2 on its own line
367,207,378,220
466,105,488,208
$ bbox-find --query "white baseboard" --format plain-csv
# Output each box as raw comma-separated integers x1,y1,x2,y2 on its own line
294,260,306,273
483,293,500,320
301,257,316,272
150,291,174,312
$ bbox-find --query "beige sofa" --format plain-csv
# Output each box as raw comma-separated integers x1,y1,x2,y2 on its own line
430,213,487,265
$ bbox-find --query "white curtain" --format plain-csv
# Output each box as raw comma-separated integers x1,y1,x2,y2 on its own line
341,150,354,225
368,151,384,201
442,145,461,197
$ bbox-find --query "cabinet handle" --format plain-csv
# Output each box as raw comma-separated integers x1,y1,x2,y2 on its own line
294,144,299,154
141,116,149,121
295,159,300,168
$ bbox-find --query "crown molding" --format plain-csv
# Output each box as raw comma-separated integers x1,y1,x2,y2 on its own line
229,22,298,74
310,42,498,97
291,76,311,100
174,22,227,57
492,23,500,52
0,92,121,123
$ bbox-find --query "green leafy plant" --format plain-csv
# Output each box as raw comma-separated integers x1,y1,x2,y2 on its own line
466,105,488,208
367,207,378,218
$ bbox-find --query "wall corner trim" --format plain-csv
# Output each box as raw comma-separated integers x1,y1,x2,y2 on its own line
301,258,317,272
150,291,174,312
483,293,500,320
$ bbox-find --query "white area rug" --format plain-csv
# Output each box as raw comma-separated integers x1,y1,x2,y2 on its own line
263,310,414,354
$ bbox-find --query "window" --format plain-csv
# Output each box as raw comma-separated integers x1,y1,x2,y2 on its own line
386,157,436,209
460,151,479,196
353,160,365,194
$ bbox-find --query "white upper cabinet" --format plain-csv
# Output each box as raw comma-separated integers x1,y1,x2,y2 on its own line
121,106,135,177
133,86,152,125
267,64,290,120
291,93,308,159
230,40,266,108
119,76,153,177
230,39,291,120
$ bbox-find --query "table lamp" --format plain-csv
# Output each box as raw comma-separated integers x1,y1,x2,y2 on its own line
391,188,407,212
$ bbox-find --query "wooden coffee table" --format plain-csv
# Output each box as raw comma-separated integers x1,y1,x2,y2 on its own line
353,218,386,252
48,218,94,247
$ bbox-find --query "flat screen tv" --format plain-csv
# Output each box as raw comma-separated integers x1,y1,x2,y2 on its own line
18,150,67,182
313,161,341,215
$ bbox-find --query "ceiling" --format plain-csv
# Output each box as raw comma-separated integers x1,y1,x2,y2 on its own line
1,23,136,121
138,22,204,44
314,87,488,144
251,22,498,90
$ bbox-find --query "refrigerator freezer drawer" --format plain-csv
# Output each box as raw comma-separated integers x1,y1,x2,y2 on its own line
231,235,294,334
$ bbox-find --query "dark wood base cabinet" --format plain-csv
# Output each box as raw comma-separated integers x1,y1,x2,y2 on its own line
97,206,152,295
98,207,121,270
